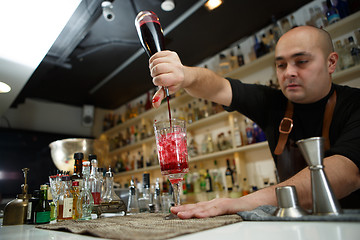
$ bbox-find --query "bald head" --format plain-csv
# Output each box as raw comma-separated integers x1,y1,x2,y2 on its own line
276,26,334,59
277,26,334,58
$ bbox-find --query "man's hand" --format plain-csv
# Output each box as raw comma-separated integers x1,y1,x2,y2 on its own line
149,50,186,108
170,196,260,219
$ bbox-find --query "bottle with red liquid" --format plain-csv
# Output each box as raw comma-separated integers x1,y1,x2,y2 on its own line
89,154,101,205
135,11,172,124
135,11,165,57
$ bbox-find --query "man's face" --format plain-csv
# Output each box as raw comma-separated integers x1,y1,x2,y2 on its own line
275,28,333,104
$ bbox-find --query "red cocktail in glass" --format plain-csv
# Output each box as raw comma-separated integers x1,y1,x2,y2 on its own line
154,119,189,214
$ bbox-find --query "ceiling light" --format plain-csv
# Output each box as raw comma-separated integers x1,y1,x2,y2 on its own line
0,82,11,93
161,0,175,11
204,0,223,11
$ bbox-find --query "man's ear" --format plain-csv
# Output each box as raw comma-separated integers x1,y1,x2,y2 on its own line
327,52,338,74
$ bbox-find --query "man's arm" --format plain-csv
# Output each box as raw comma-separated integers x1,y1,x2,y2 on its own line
171,154,360,219
149,50,232,108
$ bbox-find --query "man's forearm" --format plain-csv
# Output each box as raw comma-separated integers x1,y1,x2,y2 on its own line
183,66,232,107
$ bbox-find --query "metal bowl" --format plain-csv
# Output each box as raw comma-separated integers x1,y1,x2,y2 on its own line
49,138,108,174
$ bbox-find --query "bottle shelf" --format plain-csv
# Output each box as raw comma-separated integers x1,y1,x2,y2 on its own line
108,110,230,155
113,141,269,177
103,93,193,136
225,11,360,81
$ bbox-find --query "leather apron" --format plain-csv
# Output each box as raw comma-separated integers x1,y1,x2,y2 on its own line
274,90,337,182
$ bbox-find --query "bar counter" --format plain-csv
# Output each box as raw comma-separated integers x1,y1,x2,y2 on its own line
1,217,359,240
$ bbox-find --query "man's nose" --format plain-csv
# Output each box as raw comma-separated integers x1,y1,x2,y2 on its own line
284,64,298,78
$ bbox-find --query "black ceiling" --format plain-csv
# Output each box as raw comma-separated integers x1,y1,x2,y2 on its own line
12,0,312,110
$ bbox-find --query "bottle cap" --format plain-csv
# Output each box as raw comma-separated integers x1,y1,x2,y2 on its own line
74,152,84,160
88,154,97,161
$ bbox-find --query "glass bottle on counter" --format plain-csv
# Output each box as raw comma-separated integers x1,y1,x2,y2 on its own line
138,173,151,213
102,167,121,203
34,185,51,224
57,175,73,222
89,155,101,205
153,178,162,213
71,152,83,187
71,180,81,220
127,178,140,215
26,190,40,224
77,161,94,220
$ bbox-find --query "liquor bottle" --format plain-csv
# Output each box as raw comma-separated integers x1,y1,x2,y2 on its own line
187,103,194,124
232,159,239,193
193,100,201,121
280,17,291,33
127,178,140,215
343,38,355,69
57,175,73,221
271,15,282,43
153,178,162,213
77,161,94,220
218,53,231,75
348,36,360,65
326,0,341,25
192,165,201,193
213,160,223,192
206,132,215,153
138,173,151,212
314,6,328,28
47,188,56,222
229,50,238,70
225,159,234,191
242,178,250,196
233,116,243,147
205,169,213,193
237,44,245,67
89,155,101,205
71,181,81,219
245,118,255,144
97,168,105,201
26,190,40,224
290,15,298,28
71,152,83,188
334,40,345,71
33,185,51,224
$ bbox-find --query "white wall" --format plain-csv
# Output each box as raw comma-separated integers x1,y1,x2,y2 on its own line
2,99,93,137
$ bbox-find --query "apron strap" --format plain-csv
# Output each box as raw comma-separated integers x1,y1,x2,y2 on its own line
274,90,337,155
274,101,294,155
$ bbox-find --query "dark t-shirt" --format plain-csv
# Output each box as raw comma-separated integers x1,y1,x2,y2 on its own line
224,78,360,208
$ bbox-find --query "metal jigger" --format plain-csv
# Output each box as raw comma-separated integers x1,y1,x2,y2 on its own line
296,137,342,215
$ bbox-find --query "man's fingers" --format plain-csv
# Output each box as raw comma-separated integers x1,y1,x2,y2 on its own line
152,88,165,108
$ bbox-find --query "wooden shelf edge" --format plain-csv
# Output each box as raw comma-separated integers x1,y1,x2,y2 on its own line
332,65,360,84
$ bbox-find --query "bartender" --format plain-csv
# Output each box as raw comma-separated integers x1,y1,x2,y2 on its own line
149,26,360,219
